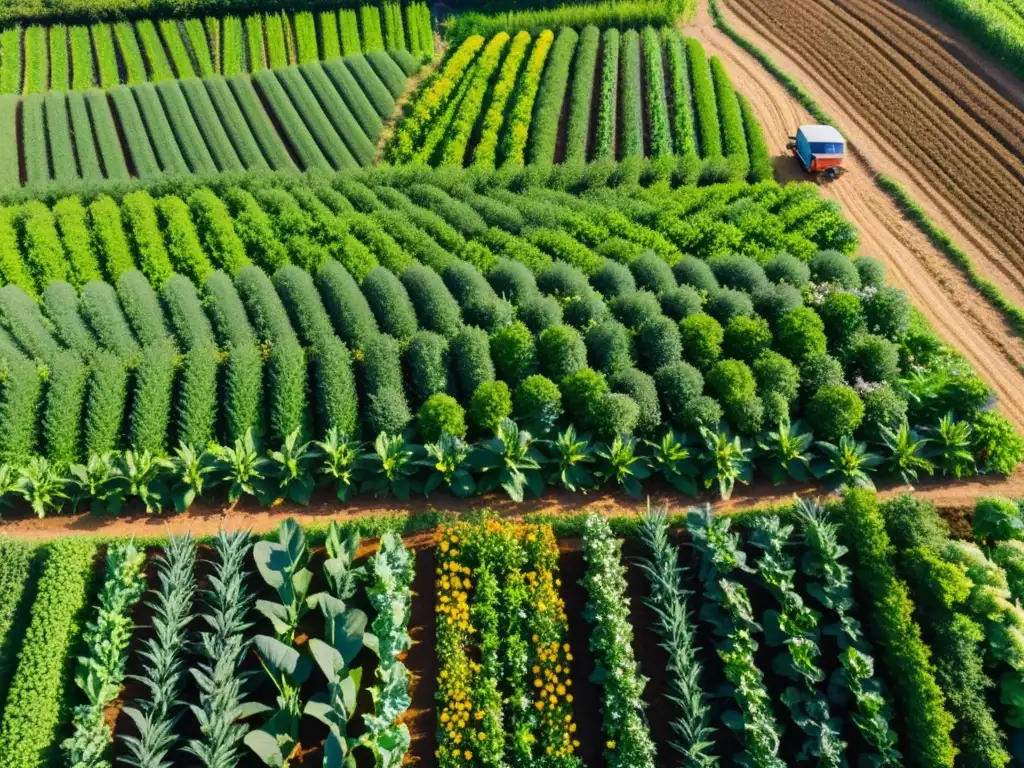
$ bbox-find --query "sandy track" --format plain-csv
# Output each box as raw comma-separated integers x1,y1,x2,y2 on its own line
720,0,1024,311
685,2,1024,437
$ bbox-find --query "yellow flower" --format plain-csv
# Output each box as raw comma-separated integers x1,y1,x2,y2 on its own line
464,750,473,760
607,740,616,749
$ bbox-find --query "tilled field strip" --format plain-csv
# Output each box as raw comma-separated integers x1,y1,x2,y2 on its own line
726,0,1024,306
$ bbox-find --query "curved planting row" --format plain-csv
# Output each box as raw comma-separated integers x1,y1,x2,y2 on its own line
0,1,431,94
388,24,769,182
0,165,1017,516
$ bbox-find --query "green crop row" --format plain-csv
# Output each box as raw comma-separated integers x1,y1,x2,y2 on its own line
0,3,430,95
0,53,397,190
393,25,762,174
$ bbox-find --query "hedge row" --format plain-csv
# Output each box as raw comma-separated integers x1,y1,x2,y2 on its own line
438,33,510,166
500,30,553,167
528,27,579,165
0,52,397,191
564,26,600,164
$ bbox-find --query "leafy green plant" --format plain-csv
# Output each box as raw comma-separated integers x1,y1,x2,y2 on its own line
117,450,170,515
468,418,546,502
928,412,976,478
595,436,650,497
314,428,363,503
636,504,716,765
254,519,313,644
63,543,147,766
549,425,596,492
421,433,475,498
214,429,273,505
167,443,218,512
360,433,424,500
756,420,813,484
121,534,198,768
879,423,934,485
245,636,313,768
645,429,699,496
698,425,752,500
268,429,318,504
16,457,67,517
814,436,882,490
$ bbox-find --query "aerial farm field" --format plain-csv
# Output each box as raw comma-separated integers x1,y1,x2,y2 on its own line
2,0,1024,765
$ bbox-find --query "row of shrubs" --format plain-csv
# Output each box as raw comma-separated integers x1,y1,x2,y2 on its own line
0,2,431,92
3,50,410,189
389,25,773,177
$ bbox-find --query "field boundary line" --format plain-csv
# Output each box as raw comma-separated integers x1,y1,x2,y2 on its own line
706,0,1024,339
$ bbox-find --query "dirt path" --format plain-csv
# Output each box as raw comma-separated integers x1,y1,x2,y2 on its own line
685,2,1024,432
1,469,1022,540
715,0,1024,313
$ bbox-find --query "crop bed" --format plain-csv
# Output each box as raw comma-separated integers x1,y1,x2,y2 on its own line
724,0,1024,301
2,492,1024,767
0,0,432,93
0,51,413,189
387,25,770,179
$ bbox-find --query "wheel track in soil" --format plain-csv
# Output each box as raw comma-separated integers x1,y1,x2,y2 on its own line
686,1,1024,434
721,0,1024,308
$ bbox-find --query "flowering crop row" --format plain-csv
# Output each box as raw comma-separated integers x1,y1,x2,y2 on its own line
471,31,532,167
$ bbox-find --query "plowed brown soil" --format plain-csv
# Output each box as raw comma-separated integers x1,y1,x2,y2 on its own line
718,0,1024,308
685,1,1024,435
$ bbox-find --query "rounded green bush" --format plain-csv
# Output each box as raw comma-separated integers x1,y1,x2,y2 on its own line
707,359,757,405
443,260,498,306
846,333,901,383
469,380,513,434
723,315,772,362
636,316,682,372
487,258,537,305
672,255,719,294
513,374,563,434
753,283,803,326
362,267,419,342
860,383,908,439
365,387,413,437
681,394,723,430
710,254,769,294
591,260,637,299
776,306,828,362
490,321,537,386
799,352,845,398
806,384,864,441
765,252,811,287
593,392,640,439
972,411,1024,476
973,497,1023,543
856,256,886,289
538,260,591,299
818,292,865,351
660,285,702,321
418,393,467,442
654,361,704,427
563,288,610,328
451,325,495,400
864,286,911,340
585,320,633,375
610,367,660,437
752,350,800,403
811,250,860,289
538,324,588,382
518,293,563,333
403,331,451,409
679,313,724,370
560,367,610,432
629,251,676,295
610,290,662,330
463,297,515,332
705,288,754,324
315,260,379,349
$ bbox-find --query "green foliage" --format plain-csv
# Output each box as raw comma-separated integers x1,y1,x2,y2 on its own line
971,411,1024,476
973,498,1024,544
513,374,563,435
837,490,957,768
846,333,900,384
537,323,587,382
636,315,682,372
0,539,97,768
403,331,450,409
41,350,89,467
586,320,633,375
418,393,466,442
401,264,462,338
811,250,860,289
678,312,723,370
82,350,129,456
469,380,513,434
776,307,828,362
362,267,418,343
806,384,864,442
561,366,609,434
